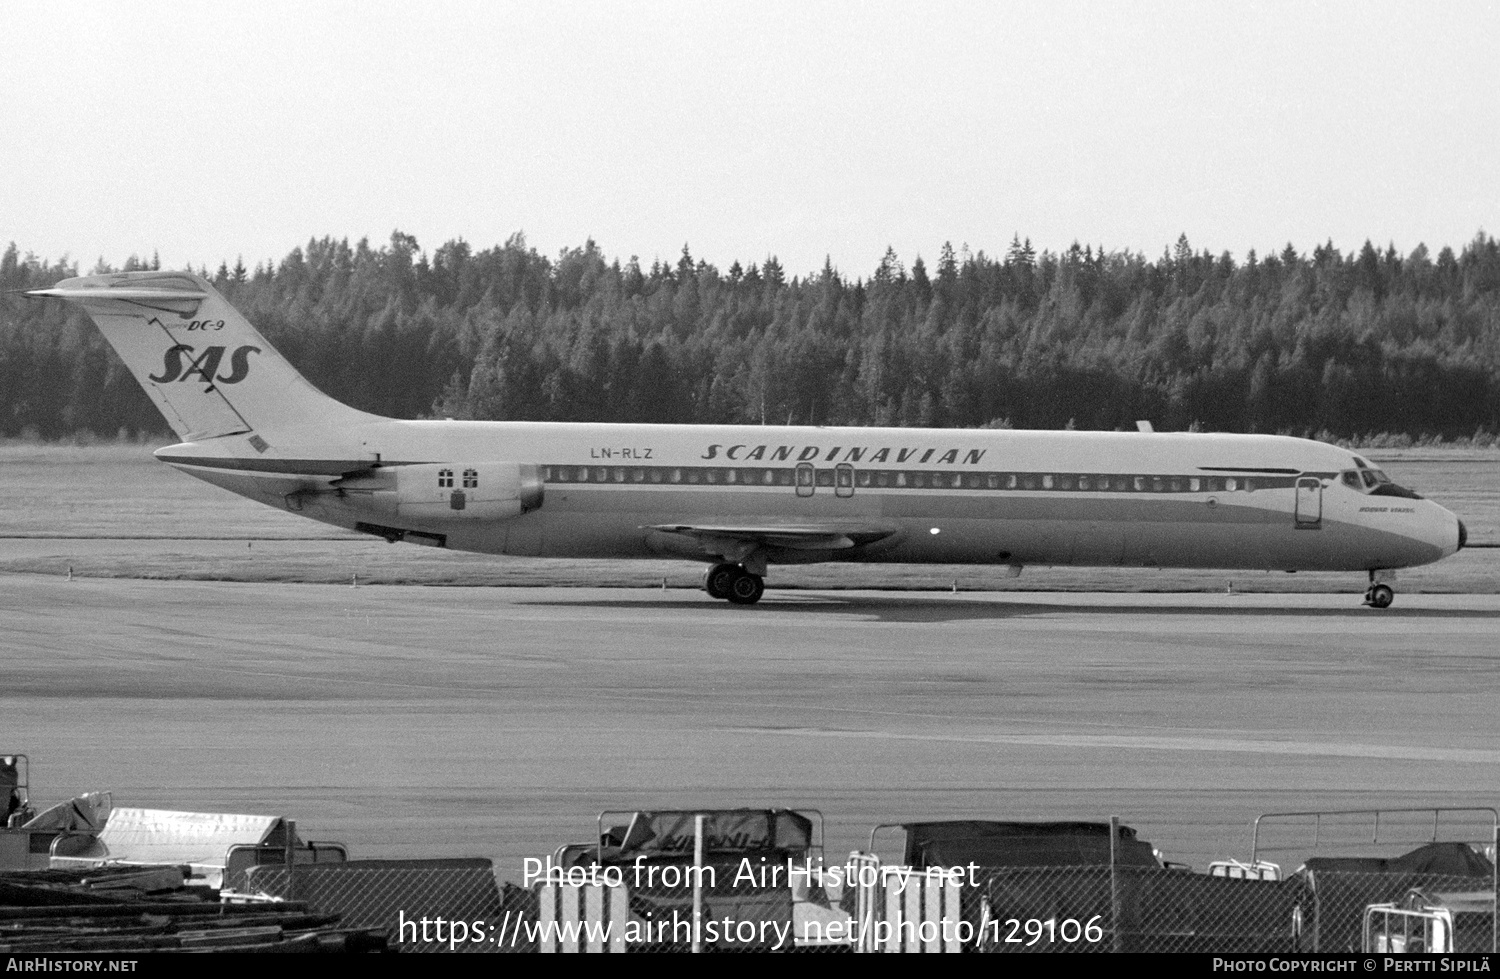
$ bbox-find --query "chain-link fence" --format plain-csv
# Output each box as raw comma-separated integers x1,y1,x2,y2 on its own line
516,864,1497,953
973,867,1495,953
225,859,1498,952
959,865,1307,953
244,860,513,953
1294,870,1496,953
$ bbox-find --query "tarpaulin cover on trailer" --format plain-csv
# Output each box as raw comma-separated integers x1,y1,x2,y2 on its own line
1301,842,1494,878
590,810,809,950
902,821,1162,869
49,808,289,887
601,809,814,860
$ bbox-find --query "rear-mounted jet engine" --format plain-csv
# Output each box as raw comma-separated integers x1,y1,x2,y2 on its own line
334,462,544,521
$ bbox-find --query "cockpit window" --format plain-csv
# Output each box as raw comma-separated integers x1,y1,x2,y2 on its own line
1371,480,1423,500
1341,466,1422,499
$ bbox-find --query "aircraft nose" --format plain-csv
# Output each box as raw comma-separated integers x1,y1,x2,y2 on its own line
1458,519,1468,551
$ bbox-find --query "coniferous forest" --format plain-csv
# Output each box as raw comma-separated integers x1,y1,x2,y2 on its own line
2,231,1498,442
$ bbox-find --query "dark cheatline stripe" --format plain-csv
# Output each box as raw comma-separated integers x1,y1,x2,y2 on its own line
1197,466,1307,474
159,456,1328,500
156,455,373,476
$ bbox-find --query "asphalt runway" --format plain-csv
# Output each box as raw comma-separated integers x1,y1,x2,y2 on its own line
4,574,1499,881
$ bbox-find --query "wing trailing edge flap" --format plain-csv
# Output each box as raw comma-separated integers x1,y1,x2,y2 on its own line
645,523,897,552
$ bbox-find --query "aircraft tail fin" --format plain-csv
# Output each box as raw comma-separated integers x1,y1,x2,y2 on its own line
27,271,377,441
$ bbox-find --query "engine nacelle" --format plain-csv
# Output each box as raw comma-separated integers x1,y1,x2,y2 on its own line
338,462,544,521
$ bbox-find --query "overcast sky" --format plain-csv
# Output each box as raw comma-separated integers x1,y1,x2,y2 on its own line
3,0,1496,277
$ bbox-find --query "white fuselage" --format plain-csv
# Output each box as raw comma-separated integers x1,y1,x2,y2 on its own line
156,421,1463,574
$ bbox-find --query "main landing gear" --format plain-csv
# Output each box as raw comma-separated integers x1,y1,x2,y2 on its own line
703,562,766,605
1363,571,1395,609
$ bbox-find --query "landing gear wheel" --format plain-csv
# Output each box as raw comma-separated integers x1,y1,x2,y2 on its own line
1366,583,1394,609
703,563,740,600
726,572,765,605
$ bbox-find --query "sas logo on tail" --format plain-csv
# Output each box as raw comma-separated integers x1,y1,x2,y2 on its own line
149,344,261,385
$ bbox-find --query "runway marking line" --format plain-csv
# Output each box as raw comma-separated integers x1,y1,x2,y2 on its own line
731,726,1500,765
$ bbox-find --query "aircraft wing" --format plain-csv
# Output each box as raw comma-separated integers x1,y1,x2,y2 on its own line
645,523,897,551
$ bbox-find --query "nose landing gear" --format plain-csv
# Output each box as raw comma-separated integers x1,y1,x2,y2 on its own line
702,562,766,605
1363,571,1395,609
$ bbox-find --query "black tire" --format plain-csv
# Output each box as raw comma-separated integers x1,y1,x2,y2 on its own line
726,572,765,605
703,563,740,600
1369,584,1394,609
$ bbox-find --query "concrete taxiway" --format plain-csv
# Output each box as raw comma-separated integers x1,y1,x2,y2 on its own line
4,573,1498,879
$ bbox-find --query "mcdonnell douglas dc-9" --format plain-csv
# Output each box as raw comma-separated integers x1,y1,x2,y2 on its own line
30,271,1466,607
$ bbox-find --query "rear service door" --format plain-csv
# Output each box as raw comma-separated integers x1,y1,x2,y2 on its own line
795,462,816,498
834,463,855,498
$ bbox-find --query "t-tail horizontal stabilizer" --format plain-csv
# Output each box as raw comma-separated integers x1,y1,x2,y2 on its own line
27,272,377,442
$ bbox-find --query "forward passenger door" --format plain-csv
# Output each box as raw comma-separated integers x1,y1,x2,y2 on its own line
1294,477,1322,529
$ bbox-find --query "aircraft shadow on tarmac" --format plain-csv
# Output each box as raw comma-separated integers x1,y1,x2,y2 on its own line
518,594,1500,625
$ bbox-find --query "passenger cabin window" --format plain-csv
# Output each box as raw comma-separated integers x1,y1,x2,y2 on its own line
438,468,454,488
